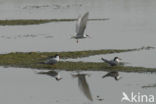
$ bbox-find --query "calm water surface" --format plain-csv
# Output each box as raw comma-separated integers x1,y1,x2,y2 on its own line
0,0,155,52
65,49,156,68
0,0,156,103
0,67,155,104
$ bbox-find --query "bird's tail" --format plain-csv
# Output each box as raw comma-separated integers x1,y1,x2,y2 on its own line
101,57,109,63
102,74,108,78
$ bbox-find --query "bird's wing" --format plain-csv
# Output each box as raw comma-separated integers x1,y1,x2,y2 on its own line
102,72,112,78
44,58,56,64
101,58,116,66
76,12,89,36
78,75,93,101
101,58,111,64
76,15,82,34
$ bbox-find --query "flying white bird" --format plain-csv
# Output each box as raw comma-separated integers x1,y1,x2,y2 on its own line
72,12,90,43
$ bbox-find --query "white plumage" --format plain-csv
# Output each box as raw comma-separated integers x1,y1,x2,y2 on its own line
44,54,59,64
72,12,90,43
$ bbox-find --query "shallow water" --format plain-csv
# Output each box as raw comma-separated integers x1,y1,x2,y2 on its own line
0,0,156,103
0,0,156,53
65,49,156,68
0,67,155,104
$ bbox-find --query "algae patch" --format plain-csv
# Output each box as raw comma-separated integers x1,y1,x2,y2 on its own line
0,48,155,72
0,18,108,26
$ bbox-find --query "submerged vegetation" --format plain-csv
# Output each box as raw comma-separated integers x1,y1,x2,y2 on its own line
0,18,108,25
0,47,155,72
142,84,156,89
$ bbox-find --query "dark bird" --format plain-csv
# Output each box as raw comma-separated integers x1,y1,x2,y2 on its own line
101,57,121,66
102,71,121,80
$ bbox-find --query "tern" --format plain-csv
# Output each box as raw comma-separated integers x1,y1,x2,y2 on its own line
102,71,121,81
38,71,62,81
101,57,121,66
72,12,90,43
44,54,59,65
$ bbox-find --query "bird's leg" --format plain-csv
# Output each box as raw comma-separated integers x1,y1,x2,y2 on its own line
77,39,79,43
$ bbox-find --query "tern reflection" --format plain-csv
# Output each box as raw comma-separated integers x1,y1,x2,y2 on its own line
102,71,121,81
72,73,93,101
38,70,62,81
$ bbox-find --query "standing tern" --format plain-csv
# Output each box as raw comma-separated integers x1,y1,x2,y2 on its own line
101,57,121,66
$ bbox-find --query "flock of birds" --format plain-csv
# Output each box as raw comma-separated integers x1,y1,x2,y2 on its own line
40,12,123,101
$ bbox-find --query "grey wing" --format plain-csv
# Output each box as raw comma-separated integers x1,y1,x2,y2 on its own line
44,58,56,64
101,58,116,66
76,12,89,36
76,15,81,34
101,58,111,64
78,75,93,101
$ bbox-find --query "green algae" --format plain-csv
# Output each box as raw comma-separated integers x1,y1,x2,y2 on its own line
0,18,108,26
0,48,155,72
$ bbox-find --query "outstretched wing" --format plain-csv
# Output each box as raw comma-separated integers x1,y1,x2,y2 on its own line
78,75,93,101
76,12,89,36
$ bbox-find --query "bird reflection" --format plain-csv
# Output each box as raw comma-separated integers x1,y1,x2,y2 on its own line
72,73,93,101
38,71,62,81
102,71,121,81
